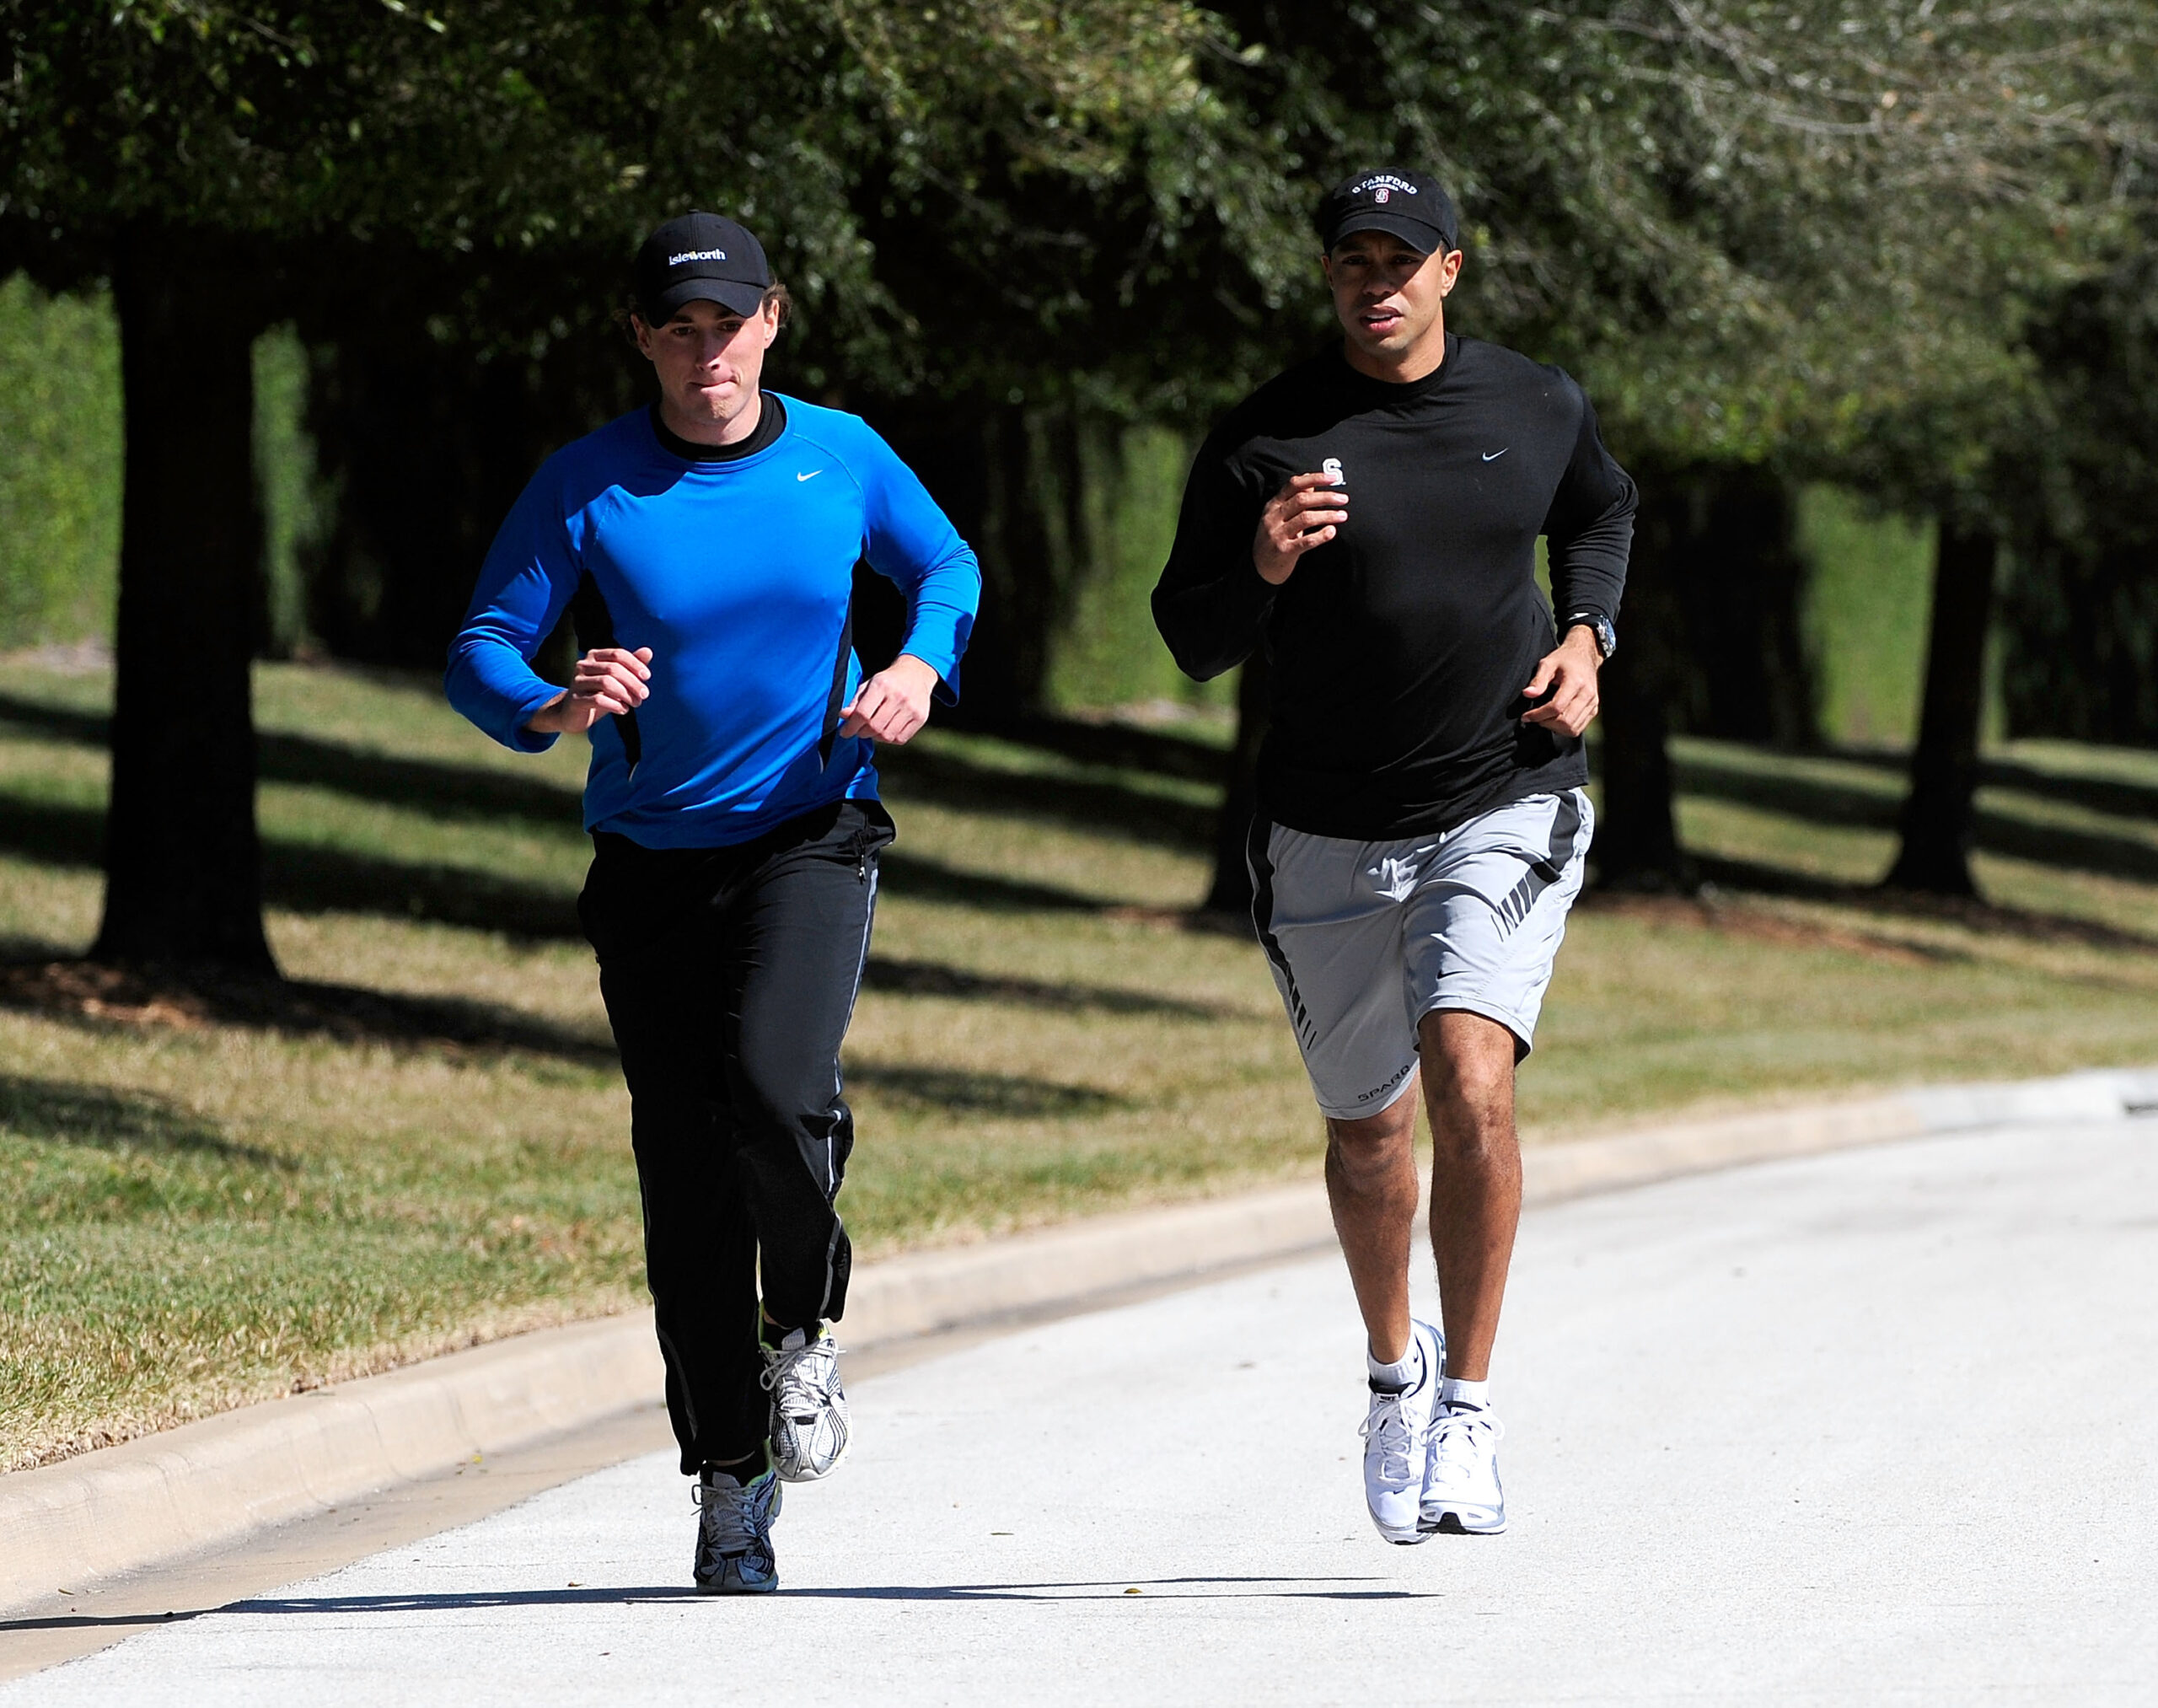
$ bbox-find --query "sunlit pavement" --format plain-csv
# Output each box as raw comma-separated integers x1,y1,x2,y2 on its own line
9,1115,2155,1705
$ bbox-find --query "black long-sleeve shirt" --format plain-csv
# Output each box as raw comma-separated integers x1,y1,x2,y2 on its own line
1153,336,1635,841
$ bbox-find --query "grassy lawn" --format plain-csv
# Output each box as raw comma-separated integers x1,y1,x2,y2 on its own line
4,661,2156,1471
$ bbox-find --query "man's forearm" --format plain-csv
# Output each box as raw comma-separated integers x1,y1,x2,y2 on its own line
1546,502,1632,636
1151,560,1275,683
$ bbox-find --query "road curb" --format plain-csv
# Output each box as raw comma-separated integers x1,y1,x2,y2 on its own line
5,1065,2152,1612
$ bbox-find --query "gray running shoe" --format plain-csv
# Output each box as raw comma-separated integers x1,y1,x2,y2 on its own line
693,1462,781,1593
762,1325,850,1483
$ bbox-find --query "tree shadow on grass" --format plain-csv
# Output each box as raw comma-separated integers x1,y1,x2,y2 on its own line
0,949,1215,1085
0,690,585,830
0,690,1224,849
0,796,1110,937
0,955,619,1068
0,948,1217,1068
1674,749,2158,885
0,1072,286,1167
1822,742,2158,824
17,682,2156,884
1571,889,1972,967
969,712,1233,784
1686,854,2158,955
0,690,107,748
876,743,1216,852
845,1064,1126,1119
861,957,1229,1019
877,851,1110,914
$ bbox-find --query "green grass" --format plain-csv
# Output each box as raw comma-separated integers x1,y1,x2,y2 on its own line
3,661,2156,1471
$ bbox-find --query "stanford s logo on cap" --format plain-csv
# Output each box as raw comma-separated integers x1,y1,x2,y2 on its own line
1315,169,1459,258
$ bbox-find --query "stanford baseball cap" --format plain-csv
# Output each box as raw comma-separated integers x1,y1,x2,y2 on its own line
633,212,772,324
1314,169,1460,256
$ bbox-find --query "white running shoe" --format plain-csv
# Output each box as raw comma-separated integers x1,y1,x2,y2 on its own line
1421,1401,1507,1534
693,1462,781,1593
762,1325,850,1482
1359,1319,1444,1545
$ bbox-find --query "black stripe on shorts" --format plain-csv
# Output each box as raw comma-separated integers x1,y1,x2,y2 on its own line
1246,815,1318,1050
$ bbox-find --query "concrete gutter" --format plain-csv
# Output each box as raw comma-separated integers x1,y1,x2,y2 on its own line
6,1066,2153,1613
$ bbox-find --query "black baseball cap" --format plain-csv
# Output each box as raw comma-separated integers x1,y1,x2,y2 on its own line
632,212,772,324
1314,169,1460,257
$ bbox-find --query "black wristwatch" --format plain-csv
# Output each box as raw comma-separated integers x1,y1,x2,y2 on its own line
1565,611,1618,661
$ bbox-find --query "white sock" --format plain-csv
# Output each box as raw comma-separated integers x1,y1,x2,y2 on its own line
1441,1376,1490,1411
1366,1339,1425,1392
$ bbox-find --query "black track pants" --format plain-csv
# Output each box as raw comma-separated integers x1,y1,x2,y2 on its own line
578,798,894,1474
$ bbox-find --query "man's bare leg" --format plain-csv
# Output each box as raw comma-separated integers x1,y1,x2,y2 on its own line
1416,1009,1522,1381
1323,1084,1421,1364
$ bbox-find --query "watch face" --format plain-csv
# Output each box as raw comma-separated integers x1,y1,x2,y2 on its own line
1569,615,1615,659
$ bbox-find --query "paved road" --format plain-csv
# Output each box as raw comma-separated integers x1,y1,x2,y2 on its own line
10,1118,2155,1705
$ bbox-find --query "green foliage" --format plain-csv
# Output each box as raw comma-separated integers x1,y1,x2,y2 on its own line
250,322,328,658
8,1,2154,443
1998,228,2158,744
11,1,2150,489
1800,487,1935,749
0,279,342,657
7,0,2156,742
1046,424,1221,712
2,0,1229,400
0,274,120,647
1178,3,2157,483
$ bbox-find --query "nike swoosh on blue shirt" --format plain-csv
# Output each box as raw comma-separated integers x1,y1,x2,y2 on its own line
797,470,824,481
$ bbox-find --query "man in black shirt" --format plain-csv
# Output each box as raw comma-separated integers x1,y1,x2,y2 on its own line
1154,169,1635,1540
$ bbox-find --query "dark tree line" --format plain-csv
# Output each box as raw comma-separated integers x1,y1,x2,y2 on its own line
2000,229,2158,752
4,0,2155,969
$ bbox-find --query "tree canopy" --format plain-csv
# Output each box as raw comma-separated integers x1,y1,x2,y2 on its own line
15,0,2151,451
5,0,2157,957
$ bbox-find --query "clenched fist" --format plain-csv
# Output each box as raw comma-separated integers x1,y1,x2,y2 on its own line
1253,470,1350,585
524,647,653,735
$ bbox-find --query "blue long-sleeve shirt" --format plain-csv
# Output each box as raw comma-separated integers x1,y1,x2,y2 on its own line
446,398,980,848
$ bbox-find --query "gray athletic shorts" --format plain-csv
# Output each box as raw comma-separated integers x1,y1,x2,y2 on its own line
1248,789,1593,1121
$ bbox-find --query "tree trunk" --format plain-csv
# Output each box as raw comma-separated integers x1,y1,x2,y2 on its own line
1594,646,1693,889
1590,464,1695,891
93,226,276,972
957,405,1060,726
1672,466,1817,749
1204,648,1270,916
1885,519,1999,896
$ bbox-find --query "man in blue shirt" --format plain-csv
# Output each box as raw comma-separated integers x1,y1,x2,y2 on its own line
448,212,980,1593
